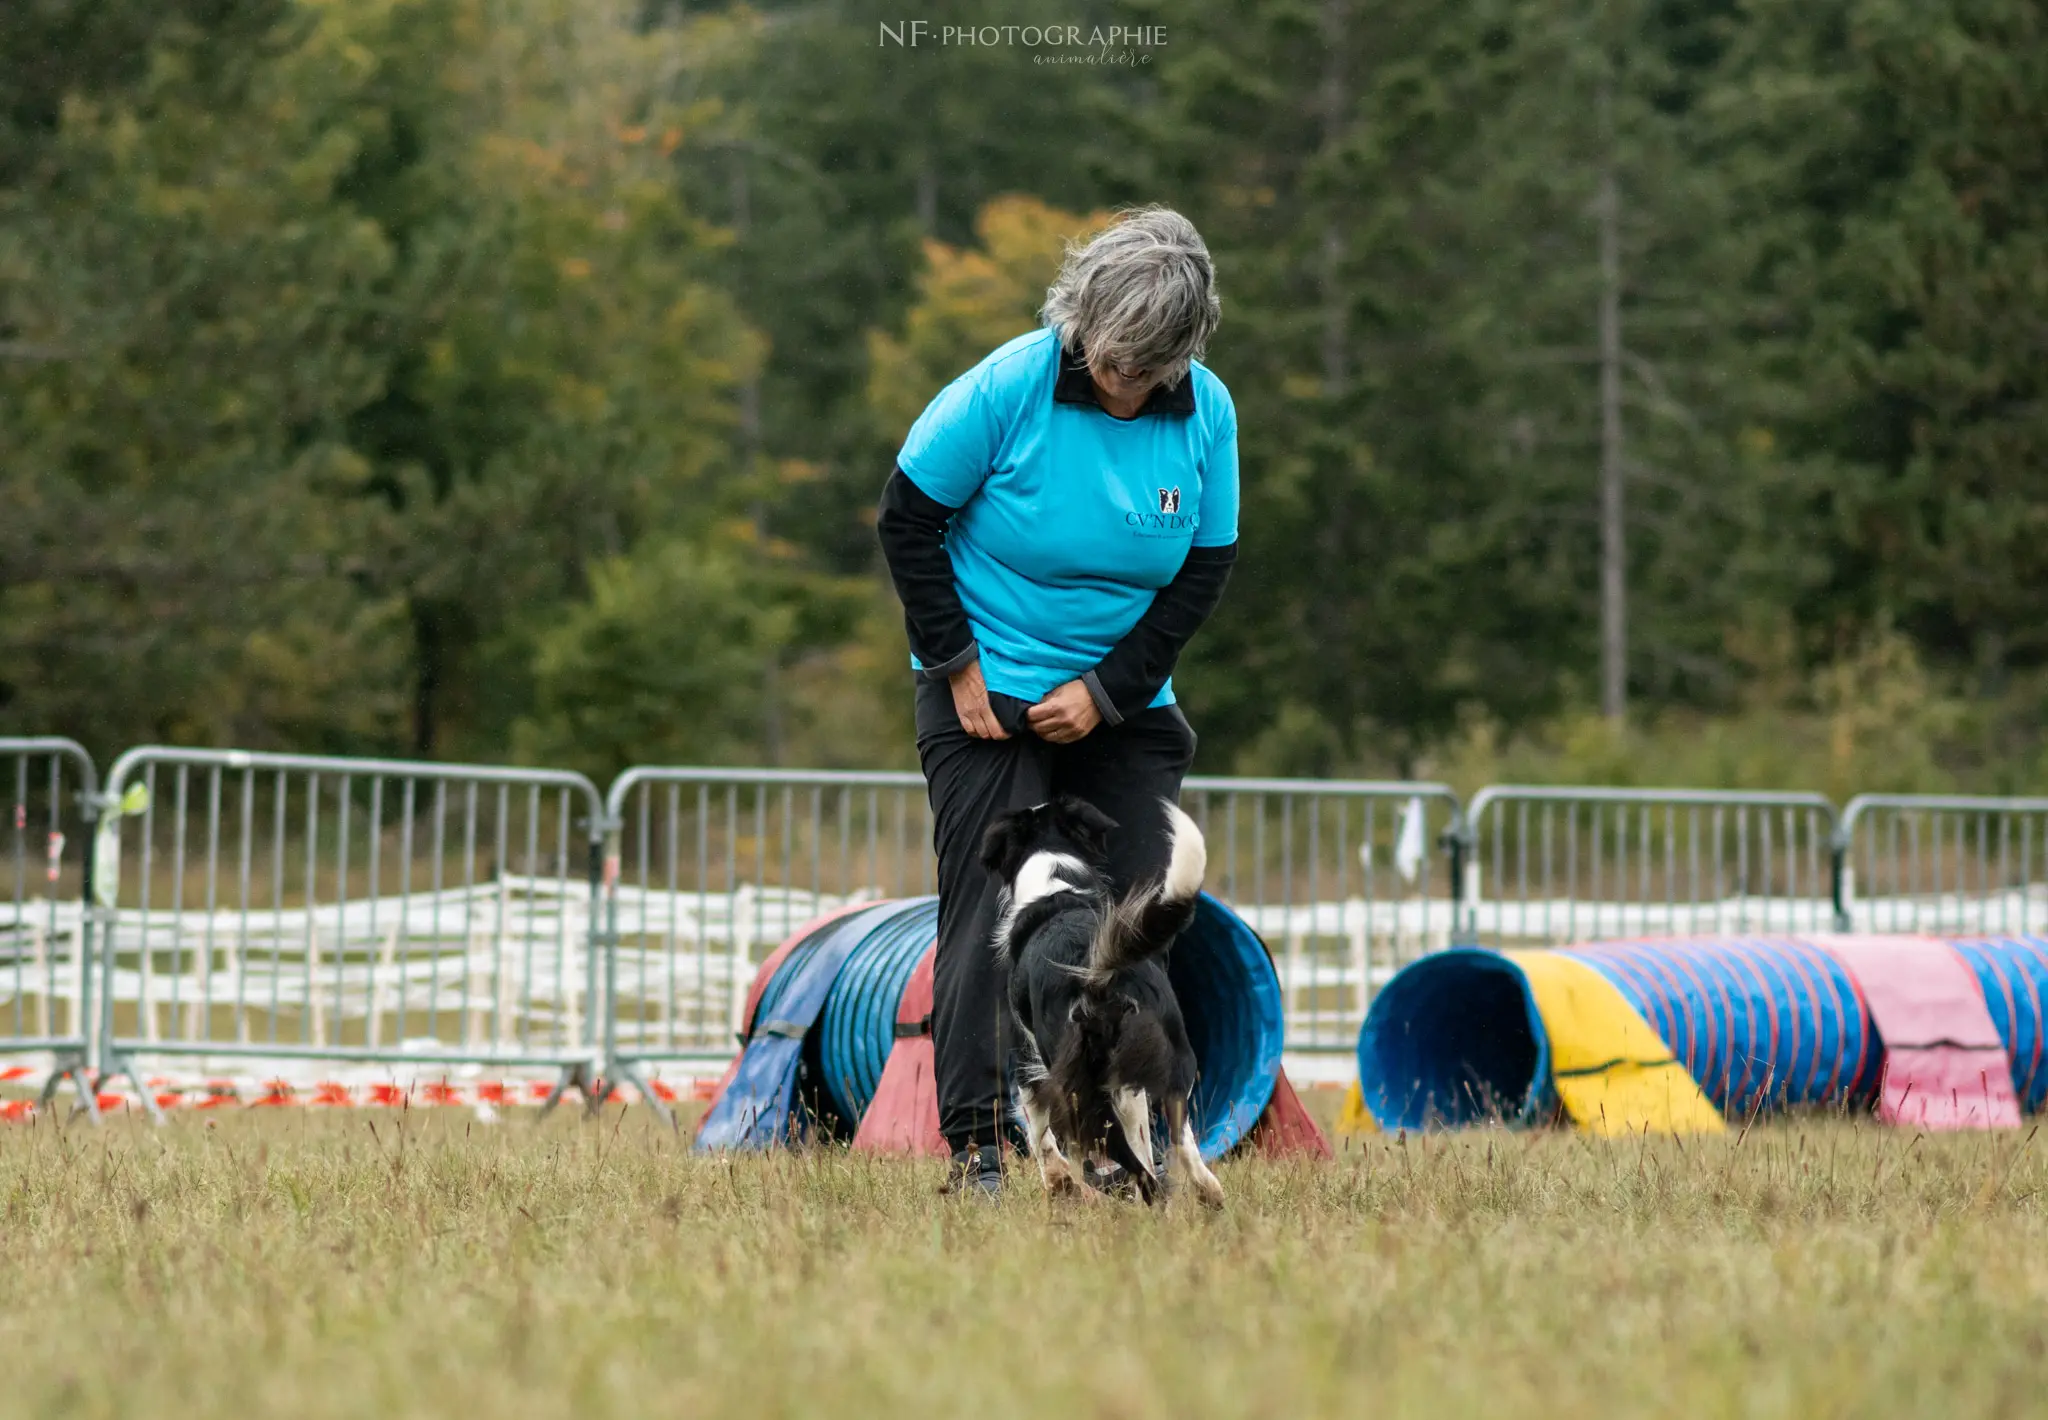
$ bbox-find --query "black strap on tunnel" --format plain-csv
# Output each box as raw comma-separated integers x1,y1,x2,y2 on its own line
1551,1056,1694,1080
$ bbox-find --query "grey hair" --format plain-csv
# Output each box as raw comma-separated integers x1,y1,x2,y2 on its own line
1040,205,1220,386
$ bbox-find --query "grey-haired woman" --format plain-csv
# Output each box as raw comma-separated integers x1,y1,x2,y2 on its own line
875,206,1239,1195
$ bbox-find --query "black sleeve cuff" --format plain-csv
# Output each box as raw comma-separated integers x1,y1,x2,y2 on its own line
918,642,979,682
1081,670,1123,727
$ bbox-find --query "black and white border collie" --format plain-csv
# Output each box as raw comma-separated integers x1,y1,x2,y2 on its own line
980,795,1225,1208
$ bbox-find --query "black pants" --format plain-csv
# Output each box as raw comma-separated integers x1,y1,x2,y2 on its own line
914,678,1198,1152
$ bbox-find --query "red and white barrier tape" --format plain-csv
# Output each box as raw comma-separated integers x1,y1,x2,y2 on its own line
0,1065,720,1121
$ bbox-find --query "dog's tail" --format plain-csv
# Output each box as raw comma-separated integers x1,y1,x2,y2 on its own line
1084,801,1206,986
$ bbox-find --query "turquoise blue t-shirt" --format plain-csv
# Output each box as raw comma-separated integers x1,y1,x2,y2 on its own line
896,327,1240,708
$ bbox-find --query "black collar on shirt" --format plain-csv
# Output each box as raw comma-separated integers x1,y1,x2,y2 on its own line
1052,339,1197,417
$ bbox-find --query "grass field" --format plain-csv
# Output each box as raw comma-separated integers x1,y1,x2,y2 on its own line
2,1101,2045,1419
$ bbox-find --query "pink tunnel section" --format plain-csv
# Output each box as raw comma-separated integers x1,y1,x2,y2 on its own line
1816,934,2021,1131
851,946,945,1157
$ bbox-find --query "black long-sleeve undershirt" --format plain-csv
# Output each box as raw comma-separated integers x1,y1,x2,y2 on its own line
874,464,1237,721
875,465,979,681
1082,540,1235,725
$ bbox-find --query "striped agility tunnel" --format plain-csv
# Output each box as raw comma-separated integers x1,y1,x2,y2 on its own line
696,894,1330,1162
1355,935,2048,1136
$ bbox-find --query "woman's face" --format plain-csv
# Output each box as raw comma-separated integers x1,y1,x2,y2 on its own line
1087,355,1166,411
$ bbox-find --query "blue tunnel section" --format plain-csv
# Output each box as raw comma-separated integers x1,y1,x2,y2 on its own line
1356,948,1552,1132
819,897,940,1124
743,891,1285,1160
1949,936,2048,1113
1563,938,1884,1111
1169,893,1286,1158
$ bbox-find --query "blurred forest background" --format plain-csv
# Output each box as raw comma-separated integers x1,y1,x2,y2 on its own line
3,0,2044,796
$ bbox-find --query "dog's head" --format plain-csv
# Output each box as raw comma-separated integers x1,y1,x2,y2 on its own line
978,795,1118,884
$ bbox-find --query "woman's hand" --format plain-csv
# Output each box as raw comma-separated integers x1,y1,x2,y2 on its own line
949,660,1009,740
1027,680,1102,745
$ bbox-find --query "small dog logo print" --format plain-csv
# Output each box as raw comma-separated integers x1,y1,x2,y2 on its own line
1158,486,1182,514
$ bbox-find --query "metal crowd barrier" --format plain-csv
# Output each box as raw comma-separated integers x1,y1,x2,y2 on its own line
598,767,1463,1077
600,767,934,1100
1181,777,1462,1050
1,738,101,1114
1834,794,2048,935
4,730,2039,1128
1458,786,1840,947
93,747,610,1119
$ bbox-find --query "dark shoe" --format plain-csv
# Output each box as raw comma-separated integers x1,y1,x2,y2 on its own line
940,1143,1002,1198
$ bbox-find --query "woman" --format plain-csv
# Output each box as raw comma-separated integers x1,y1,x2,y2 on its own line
875,206,1239,1196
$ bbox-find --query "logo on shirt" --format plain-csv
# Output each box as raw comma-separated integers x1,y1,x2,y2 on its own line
1157,486,1182,514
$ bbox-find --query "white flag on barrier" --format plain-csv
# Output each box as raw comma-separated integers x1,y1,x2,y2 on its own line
1394,795,1427,885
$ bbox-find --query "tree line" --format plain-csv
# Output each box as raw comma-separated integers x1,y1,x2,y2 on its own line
3,0,2043,790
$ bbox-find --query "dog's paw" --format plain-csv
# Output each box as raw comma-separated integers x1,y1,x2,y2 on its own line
1042,1157,1103,1203
1166,1161,1225,1211
1045,1172,1106,1205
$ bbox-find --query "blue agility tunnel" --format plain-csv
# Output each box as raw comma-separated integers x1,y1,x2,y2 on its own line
703,891,1285,1160
1358,938,1887,1131
1357,934,2048,1133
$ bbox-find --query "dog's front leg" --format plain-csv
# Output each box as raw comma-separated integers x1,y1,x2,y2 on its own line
1165,1094,1225,1209
1109,1087,1162,1205
1019,1083,1088,1197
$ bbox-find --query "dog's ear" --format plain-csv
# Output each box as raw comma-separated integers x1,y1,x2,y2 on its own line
979,810,1033,881
1055,795,1118,861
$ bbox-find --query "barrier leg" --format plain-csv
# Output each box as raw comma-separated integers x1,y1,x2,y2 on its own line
607,1059,676,1131
83,1049,166,1125
38,1051,100,1125
536,1060,603,1121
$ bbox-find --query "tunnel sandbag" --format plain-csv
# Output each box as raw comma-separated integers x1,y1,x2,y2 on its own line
1336,1081,1379,1136
1504,950,1724,1135
694,902,877,1141
1817,935,2020,1129
1950,935,2048,1112
819,897,940,1124
696,902,901,1152
850,944,946,1156
1357,948,1551,1131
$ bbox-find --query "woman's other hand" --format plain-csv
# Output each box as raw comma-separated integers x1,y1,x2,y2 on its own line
949,661,1009,740
1026,680,1102,744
